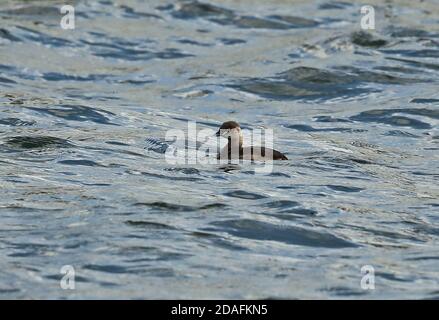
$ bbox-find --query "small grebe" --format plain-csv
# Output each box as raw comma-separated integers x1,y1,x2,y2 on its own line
215,121,288,161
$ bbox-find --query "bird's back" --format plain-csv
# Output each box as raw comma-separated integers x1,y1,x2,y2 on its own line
241,146,288,161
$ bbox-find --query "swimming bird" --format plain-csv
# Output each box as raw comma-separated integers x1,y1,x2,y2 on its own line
215,121,288,161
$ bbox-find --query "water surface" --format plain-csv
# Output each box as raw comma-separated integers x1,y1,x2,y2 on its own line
0,0,438,299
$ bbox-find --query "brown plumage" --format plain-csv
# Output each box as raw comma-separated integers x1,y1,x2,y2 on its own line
215,121,288,161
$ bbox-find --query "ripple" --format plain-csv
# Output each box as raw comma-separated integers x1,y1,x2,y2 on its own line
319,2,353,10
132,202,195,212
285,124,364,133
119,5,163,19
224,16,301,30
167,1,234,20
0,5,62,18
351,31,388,48
389,27,438,38
332,66,425,85
140,171,204,182
131,201,225,212
176,38,212,47
41,72,109,82
223,190,267,200
263,200,301,209
381,49,439,58
4,136,72,150
384,130,419,138
12,26,75,47
410,98,439,104
191,231,246,251
313,116,352,123
144,138,170,154
350,108,435,129
164,167,200,175
81,33,194,61
209,219,357,248
263,200,318,218
0,76,16,84
386,57,439,71
376,272,413,283
326,185,364,192
0,28,21,42
273,208,318,218
322,286,366,296
83,264,129,274
27,105,117,125
229,65,422,101
125,220,178,230
45,274,90,284
218,38,246,45
58,159,103,167
94,47,194,61
0,118,35,126
266,15,319,28
166,1,319,30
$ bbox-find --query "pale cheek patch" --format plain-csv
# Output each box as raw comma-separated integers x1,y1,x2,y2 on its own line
220,129,232,137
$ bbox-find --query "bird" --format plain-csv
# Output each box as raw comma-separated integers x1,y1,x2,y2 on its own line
215,121,288,161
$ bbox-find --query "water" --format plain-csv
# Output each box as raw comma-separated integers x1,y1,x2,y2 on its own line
0,0,438,299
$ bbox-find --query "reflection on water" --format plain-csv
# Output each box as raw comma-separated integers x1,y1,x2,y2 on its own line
0,0,438,299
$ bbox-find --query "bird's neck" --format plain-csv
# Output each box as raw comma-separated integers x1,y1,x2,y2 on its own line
226,134,242,149
221,135,242,159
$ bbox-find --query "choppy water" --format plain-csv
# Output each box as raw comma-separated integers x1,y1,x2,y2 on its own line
0,0,438,299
